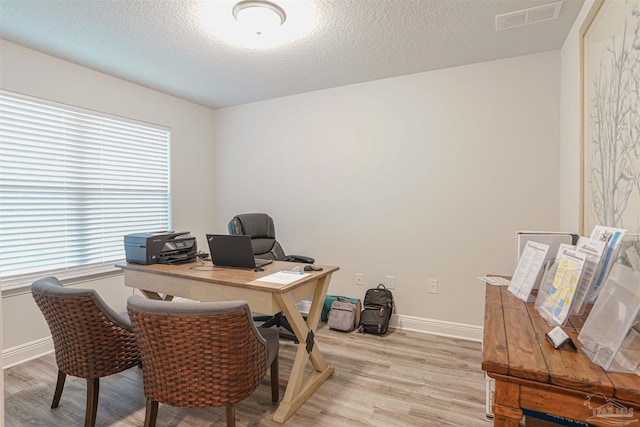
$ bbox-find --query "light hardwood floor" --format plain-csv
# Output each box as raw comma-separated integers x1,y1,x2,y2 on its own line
4,324,512,426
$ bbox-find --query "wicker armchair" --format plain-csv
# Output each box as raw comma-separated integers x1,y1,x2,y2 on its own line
127,296,279,427
31,276,140,427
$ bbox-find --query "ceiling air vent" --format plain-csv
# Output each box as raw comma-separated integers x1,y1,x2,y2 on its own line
495,1,562,31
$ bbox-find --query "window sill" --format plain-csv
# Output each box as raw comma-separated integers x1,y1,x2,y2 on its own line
1,267,125,298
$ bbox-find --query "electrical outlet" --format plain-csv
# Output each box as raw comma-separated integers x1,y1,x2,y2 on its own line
385,275,395,289
428,279,438,294
356,273,364,286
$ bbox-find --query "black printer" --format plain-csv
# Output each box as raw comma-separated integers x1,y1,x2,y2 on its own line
124,231,197,265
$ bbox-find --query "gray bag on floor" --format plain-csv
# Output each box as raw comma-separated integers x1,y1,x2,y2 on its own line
327,297,357,332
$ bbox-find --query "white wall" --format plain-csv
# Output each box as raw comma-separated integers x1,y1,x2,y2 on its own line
1,41,564,371
211,51,561,334
1,40,216,366
559,1,596,232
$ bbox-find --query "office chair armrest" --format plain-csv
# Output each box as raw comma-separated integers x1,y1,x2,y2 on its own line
285,255,315,264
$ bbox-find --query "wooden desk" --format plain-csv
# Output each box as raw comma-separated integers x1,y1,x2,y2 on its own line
482,283,640,427
116,261,339,424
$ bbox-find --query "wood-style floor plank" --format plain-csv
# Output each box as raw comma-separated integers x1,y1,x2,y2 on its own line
5,324,493,426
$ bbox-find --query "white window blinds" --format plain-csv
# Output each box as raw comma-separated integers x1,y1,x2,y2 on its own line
0,90,171,289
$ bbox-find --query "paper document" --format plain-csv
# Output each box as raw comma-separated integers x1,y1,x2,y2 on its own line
588,225,626,301
256,271,311,285
539,248,586,325
570,237,606,315
478,276,511,287
508,241,549,301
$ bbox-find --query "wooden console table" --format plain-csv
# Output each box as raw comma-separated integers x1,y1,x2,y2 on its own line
482,283,640,427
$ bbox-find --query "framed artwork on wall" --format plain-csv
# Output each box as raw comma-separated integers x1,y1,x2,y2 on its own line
581,0,640,257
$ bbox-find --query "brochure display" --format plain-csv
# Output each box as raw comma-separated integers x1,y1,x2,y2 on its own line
515,231,578,265
578,263,640,374
535,247,586,326
570,237,606,316
588,226,626,301
482,227,639,424
483,278,640,427
508,241,549,301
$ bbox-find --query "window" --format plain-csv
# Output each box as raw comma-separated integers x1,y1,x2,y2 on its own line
0,90,171,290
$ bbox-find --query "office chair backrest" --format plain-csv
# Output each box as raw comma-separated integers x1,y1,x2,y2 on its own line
228,213,286,260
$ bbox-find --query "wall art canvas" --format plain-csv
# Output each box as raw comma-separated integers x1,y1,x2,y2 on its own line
582,0,640,263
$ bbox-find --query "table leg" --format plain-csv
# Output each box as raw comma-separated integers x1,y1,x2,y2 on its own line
492,380,522,427
140,290,173,301
271,275,335,423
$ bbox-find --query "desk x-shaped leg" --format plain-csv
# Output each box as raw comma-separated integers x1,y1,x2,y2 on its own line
272,274,335,423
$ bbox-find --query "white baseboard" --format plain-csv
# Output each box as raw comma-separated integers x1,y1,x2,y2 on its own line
3,337,53,369
391,314,483,342
4,316,483,369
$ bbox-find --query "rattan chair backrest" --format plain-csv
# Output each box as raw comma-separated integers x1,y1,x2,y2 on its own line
127,296,268,408
31,276,140,379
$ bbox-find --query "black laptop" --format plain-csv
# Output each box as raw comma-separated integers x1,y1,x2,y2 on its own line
206,234,273,269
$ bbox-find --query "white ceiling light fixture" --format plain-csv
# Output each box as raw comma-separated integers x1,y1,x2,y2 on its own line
199,0,317,50
232,0,286,35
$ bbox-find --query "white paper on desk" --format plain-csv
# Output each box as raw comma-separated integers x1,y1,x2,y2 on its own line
256,271,311,285
508,241,549,301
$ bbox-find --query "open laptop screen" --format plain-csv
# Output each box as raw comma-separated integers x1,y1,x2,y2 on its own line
206,234,272,269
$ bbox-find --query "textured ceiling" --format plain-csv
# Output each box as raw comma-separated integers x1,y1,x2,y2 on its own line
0,0,584,109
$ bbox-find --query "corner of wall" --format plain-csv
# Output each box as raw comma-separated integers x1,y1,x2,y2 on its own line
559,0,596,234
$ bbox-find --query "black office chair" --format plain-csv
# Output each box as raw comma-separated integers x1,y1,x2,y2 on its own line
228,213,314,264
228,213,314,341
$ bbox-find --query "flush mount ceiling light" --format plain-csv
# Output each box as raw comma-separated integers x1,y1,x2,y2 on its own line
232,0,286,35
198,0,316,49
